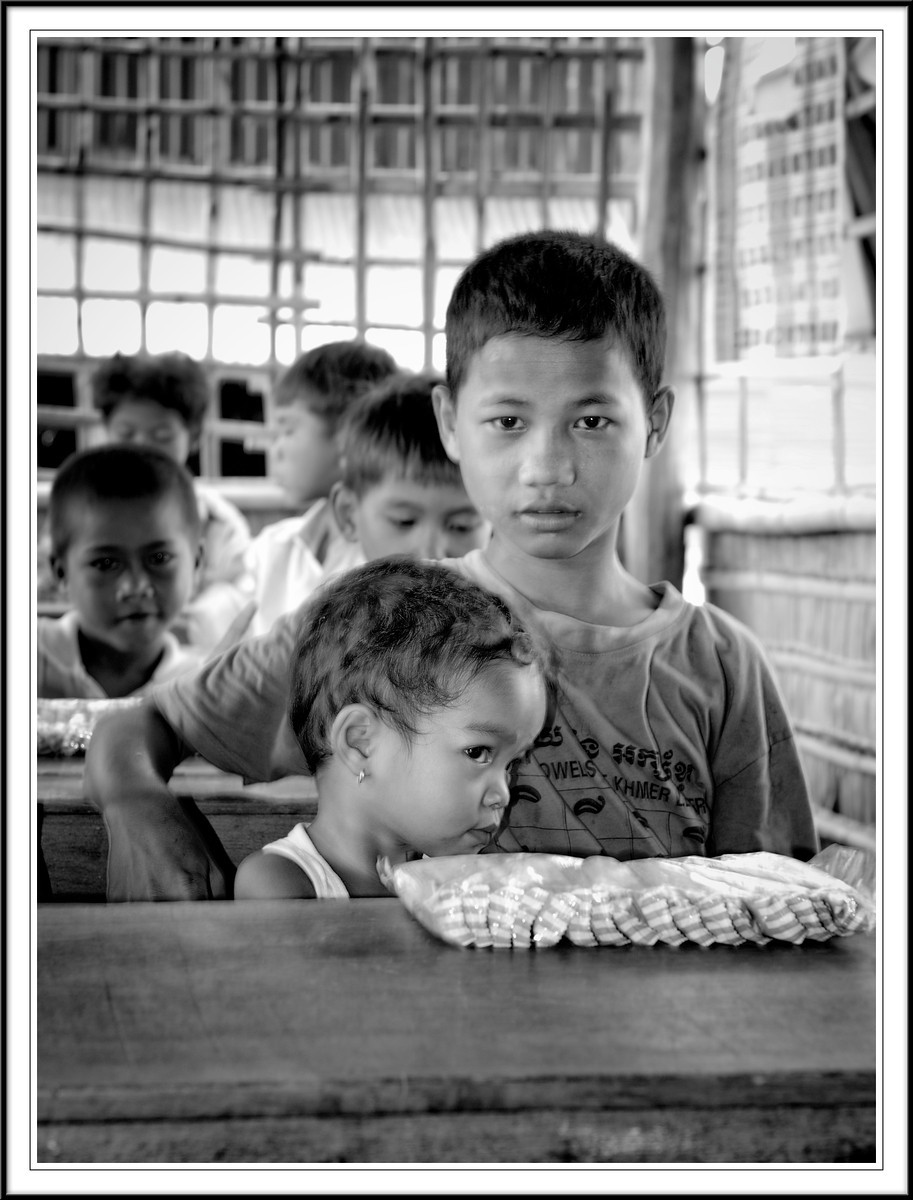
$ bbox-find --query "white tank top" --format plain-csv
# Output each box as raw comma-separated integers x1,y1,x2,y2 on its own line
261,823,350,900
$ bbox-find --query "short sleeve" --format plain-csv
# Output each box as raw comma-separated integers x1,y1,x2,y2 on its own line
151,605,311,782
705,616,818,860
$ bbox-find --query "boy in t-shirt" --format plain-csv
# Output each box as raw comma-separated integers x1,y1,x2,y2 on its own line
244,339,398,636
88,351,253,653
38,444,204,698
86,231,817,900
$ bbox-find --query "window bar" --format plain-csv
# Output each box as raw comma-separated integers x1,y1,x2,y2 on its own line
475,42,492,254
596,41,616,238
539,42,555,228
289,38,306,364
204,38,222,365
737,373,749,491
421,38,437,371
204,37,233,477
268,38,289,365
830,362,847,494
354,40,371,338
139,46,156,356
74,44,95,360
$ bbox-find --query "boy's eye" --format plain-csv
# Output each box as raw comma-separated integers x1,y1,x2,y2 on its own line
492,416,523,431
90,557,120,572
148,551,174,567
464,746,494,764
575,414,610,431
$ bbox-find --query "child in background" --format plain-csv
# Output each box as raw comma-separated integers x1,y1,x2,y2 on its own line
86,231,817,901
329,370,490,566
244,339,398,637
89,351,253,652
38,444,204,698
234,558,548,899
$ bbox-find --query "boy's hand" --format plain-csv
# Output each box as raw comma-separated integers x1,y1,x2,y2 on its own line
86,704,236,901
102,793,235,901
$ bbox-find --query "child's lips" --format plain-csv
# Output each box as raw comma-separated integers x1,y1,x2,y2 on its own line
517,506,580,531
466,824,499,846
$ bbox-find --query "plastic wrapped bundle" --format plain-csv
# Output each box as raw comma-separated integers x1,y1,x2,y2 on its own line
380,848,876,951
37,697,144,756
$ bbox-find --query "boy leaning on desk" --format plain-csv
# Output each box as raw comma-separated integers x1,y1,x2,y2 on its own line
85,230,818,901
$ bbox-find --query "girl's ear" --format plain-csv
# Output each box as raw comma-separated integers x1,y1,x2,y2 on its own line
329,481,360,545
645,386,675,458
431,383,460,464
329,703,381,781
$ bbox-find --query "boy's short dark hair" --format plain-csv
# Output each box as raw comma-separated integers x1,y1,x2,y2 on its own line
274,339,398,432
339,370,463,496
49,444,202,559
288,557,548,774
91,352,211,442
444,229,667,404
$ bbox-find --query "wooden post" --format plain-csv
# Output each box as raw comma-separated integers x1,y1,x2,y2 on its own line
620,37,704,589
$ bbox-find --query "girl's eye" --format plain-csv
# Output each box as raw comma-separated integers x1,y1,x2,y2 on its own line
464,746,494,764
149,551,174,567
493,416,522,431
91,557,119,572
575,414,610,430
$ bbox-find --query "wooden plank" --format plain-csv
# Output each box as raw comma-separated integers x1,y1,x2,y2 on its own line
37,901,876,1124
37,1103,876,1164
37,759,318,898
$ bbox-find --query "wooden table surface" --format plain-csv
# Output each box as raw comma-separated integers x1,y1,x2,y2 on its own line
37,898,877,1165
37,758,317,899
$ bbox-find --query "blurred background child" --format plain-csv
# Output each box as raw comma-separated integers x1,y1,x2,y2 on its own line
329,370,490,566
89,351,253,652
234,557,548,899
38,444,204,698
244,338,397,637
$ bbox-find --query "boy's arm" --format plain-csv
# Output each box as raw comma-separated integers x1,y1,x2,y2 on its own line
84,702,235,901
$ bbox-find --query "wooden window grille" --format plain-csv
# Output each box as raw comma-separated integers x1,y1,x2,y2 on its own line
36,35,645,479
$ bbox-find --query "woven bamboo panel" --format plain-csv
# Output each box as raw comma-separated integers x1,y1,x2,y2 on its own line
698,511,876,831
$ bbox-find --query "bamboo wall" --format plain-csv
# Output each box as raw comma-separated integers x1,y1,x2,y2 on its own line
694,495,876,847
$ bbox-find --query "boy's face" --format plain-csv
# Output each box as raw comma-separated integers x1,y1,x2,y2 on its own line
434,334,671,572
332,477,490,562
371,661,547,858
53,496,200,657
104,397,192,465
267,393,340,508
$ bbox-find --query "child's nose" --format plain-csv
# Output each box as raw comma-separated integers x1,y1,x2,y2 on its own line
483,774,511,810
415,527,450,561
116,564,155,599
517,430,575,487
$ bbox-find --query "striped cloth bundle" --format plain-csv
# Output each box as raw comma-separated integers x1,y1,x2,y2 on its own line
380,849,876,950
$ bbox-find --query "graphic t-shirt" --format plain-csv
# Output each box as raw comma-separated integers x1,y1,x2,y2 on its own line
152,551,817,860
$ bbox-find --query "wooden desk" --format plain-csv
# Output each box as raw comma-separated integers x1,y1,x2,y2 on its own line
37,900,876,1164
37,758,317,899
